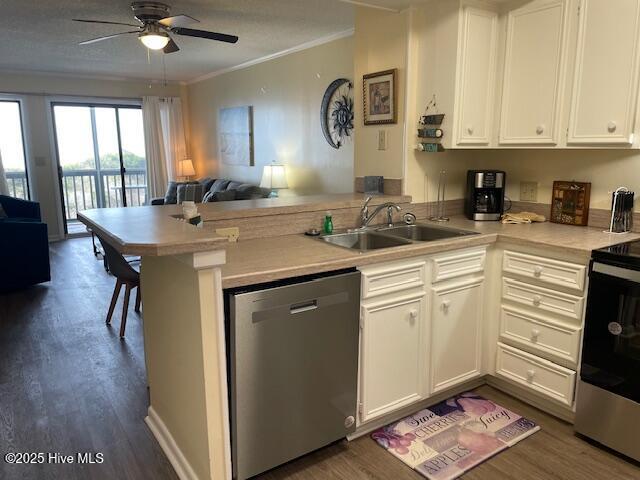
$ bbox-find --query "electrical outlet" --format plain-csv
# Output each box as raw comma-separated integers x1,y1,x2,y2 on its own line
520,181,538,202
377,130,387,150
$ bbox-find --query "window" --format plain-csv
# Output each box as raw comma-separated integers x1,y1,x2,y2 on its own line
0,100,29,199
52,103,146,230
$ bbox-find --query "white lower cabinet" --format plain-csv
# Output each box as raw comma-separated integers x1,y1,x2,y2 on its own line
496,342,576,407
357,248,486,425
356,245,588,427
429,277,484,393
359,292,427,423
496,248,587,409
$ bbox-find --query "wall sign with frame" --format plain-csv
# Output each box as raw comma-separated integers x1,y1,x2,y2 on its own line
363,69,397,125
550,181,591,226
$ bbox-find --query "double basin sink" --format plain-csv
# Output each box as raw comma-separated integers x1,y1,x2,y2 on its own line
319,223,478,252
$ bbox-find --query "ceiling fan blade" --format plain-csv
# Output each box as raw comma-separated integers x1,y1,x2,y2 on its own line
79,30,140,45
171,27,238,44
158,14,199,28
73,19,141,28
163,38,180,54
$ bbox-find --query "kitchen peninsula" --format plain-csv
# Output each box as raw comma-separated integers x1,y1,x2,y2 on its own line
78,194,640,480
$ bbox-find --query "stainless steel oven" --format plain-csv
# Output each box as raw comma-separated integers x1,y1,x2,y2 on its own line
575,245,640,461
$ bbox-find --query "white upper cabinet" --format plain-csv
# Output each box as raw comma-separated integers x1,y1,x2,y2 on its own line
499,0,570,145
454,7,499,146
567,0,640,145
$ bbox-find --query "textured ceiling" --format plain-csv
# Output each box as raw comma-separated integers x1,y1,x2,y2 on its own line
0,0,355,83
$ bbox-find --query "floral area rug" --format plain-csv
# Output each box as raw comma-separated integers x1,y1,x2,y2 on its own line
371,392,540,480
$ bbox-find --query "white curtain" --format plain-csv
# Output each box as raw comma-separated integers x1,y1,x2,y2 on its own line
142,96,188,198
0,148,9,196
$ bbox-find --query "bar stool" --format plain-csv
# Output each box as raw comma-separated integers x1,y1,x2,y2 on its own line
97,236,141,338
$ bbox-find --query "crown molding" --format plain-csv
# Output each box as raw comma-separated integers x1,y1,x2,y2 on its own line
187,28,355,85
337,0,402,12
0,67,182,86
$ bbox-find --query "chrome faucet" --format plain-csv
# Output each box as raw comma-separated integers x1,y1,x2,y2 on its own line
360,198,402,228
360,196,373,227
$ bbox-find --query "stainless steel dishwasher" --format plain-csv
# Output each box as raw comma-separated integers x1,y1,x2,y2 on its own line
226,269,360,480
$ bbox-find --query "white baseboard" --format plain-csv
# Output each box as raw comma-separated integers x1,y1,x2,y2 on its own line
48,234,63,242
145,406,200,480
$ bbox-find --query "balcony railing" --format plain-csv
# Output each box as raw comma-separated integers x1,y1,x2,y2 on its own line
61,169,147,221
5,171,29,200
4,169,147,222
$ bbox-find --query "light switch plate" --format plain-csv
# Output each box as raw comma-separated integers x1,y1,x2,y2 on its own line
520,181,538,202
377,130,387,150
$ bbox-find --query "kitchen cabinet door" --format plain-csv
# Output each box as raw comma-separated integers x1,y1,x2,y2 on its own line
499,0,569,145
359,293,427,423
454,6,499,146
567,0,640,145
429,277,483,393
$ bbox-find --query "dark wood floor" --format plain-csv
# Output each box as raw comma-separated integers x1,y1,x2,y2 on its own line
1,238,639,480
0,237,177,480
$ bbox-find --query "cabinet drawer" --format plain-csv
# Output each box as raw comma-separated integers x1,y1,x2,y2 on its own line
502,277,584,321
360,259,426,300
499,305,581,367
503,250,586,292
430,247,486,283
496,342,576,406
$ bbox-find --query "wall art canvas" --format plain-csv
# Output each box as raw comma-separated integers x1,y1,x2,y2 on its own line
363,69,397,125
219,106,254,166
372,392,540,480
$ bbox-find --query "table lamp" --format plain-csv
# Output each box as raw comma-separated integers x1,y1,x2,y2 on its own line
260,163,288,197
178,159,196,181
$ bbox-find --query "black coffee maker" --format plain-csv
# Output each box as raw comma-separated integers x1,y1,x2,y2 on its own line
465,170,506,221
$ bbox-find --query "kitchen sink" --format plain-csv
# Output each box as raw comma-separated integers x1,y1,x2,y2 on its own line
377,224,478,242
318,223,478,252
320,231,412,251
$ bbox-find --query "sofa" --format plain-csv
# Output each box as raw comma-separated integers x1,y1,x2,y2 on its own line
0,195,51,292
150,177,270,205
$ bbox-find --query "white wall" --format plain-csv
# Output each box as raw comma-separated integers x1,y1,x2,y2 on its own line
188,35,354,196
0,71,182,239
353,8,409,181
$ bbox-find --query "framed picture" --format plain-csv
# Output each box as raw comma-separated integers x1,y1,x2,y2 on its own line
550,181,591,226
219,106,254,166
363,69,397,125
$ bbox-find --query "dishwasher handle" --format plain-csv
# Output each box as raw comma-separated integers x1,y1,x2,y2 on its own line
250,291,350,323
290,300,318,315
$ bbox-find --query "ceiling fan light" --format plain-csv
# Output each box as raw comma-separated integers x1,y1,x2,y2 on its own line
139,31,170,50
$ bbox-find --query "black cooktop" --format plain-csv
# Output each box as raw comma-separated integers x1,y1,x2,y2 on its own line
593,239,640,270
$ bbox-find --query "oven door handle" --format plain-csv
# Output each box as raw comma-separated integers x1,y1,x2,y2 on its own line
592,262,640,283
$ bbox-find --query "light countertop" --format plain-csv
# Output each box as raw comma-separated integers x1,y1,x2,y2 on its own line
221,217,640,288
77,193,409,256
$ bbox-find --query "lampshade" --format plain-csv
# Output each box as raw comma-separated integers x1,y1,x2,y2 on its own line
260,164,288,190
139,31,170,50
178,159,196,177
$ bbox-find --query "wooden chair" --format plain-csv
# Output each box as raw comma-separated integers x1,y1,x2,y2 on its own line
97,237,141,338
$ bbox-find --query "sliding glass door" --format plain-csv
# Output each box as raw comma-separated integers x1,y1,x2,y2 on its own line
51,103,146,234
0,100,29,199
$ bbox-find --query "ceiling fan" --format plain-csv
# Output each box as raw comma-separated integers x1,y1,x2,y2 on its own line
73,1,238,54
